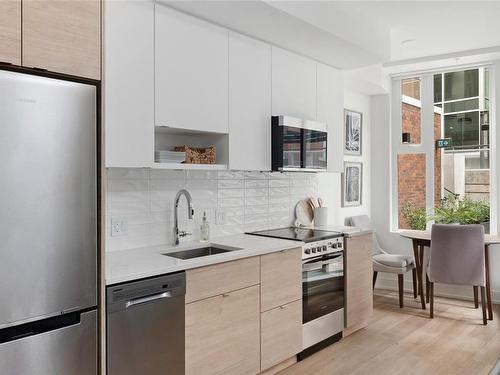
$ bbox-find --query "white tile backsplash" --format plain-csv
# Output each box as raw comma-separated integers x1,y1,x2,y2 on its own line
106,168,318,251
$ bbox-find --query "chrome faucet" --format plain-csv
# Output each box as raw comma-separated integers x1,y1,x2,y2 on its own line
173,189,194,246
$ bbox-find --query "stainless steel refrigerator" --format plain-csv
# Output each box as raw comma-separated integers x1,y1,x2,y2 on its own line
0,70,97,374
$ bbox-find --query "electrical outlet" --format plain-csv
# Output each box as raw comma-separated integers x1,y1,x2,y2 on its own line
111,218,128,237
216,210,226,225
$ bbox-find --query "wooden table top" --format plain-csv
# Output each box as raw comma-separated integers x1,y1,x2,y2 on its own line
399,229,500,245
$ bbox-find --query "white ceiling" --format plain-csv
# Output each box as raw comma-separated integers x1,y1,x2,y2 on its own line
163,0,385,69
163,1,500,69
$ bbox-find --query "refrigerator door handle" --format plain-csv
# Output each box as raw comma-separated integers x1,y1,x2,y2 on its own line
0,310,97,375
0,311,83,345
125,291,172,308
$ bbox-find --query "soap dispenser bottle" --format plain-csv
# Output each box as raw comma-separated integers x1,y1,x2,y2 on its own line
200,211,210,242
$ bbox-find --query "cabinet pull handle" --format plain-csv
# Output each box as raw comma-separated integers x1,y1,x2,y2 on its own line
280,304,287,309
222,293,230,298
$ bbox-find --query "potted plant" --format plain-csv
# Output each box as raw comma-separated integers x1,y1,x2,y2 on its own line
402,195,490,233
402,202,428,230
433,194,490,233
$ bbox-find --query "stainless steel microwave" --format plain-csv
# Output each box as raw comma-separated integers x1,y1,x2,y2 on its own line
271,115,328,172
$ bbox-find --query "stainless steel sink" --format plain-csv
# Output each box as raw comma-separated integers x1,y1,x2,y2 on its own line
164,245,241,260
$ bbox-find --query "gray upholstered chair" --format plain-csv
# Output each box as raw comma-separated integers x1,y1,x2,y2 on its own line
347,215,417,308
428,224,487,325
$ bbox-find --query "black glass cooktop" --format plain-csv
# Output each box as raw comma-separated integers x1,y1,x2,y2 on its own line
246,227,343,243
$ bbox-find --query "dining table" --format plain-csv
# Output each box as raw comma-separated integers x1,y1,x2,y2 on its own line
399,229,500,320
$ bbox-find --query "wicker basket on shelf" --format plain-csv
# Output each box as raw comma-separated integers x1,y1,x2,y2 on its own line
174,146,216,164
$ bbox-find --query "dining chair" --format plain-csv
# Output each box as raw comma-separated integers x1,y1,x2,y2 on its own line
347,215,417,308
428,224,487,325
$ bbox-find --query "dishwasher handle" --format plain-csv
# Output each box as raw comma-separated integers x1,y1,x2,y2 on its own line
107,272,186,313
125,291,172,308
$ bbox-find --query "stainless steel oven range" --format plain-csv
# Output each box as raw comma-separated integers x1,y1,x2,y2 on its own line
301,236,344,359
246,227,344,359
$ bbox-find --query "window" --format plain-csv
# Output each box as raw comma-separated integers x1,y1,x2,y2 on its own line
434,74,442,104
444,112,480,147
401,77,421,144
393,67,493,232
444,69,479,101
398,154,426,229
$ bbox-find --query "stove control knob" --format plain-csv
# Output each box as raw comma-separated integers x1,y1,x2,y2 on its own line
312,247,317,253
332,243,338,249
305,249,311,254
322,245,327,251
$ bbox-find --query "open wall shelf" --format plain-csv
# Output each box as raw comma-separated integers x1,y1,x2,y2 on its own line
154,126,229,169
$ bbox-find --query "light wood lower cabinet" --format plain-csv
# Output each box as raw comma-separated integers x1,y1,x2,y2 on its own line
0,0,21,65
261,300,302,371
186,256,260,303
22,0,101,79
260,248,302,312
185,285,260,375
344,233,373,336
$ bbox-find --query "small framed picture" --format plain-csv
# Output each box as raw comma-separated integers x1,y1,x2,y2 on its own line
342,162,363,207
344,109,362,155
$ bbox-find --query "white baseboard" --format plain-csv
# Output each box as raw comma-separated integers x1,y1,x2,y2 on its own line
375,274,500,304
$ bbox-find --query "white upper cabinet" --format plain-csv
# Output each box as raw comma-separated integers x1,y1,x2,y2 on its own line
228,33,271,171
104,0,154,168
155,5,229,134
271,47,317,121
317,63,344,173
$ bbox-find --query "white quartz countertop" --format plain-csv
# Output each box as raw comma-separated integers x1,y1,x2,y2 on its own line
106,234,302,285
307,224,373,237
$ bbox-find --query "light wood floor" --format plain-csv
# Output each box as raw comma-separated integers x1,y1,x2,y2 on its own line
281,290,500,375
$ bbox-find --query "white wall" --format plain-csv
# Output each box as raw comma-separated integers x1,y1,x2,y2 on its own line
317,90,372,226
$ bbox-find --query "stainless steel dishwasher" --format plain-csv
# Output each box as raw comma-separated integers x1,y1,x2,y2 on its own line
107,272,186,375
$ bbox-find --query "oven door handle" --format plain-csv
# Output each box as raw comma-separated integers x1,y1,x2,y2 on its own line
302,252,343,266
302,263,343,273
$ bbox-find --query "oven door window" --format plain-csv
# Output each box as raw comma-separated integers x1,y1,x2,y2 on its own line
304,129,327,170
282,126,302,169
302,252,344,323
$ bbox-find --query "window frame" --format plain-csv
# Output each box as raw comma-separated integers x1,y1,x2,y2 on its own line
390,64,496,233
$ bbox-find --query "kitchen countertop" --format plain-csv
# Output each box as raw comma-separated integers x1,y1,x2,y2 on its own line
106,234,302,285
106,226,373,285
305,224,373,237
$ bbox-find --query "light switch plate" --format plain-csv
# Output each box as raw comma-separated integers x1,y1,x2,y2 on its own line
111,217,128,237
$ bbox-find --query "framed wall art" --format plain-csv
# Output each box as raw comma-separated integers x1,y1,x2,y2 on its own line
344,109,362,155
342,161,363,207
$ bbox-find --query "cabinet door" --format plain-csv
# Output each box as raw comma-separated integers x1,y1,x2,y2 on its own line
272,47,316,120
344,233,373,335
104,0,154,168
185,256,260,303
228,33,271,171
185,285,260,375
261,248,302,312
0,0,21,65
155,5,228,133
261,300,302,371
317,63,344,173
22,0,100,79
